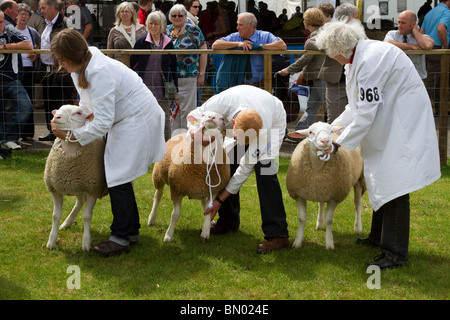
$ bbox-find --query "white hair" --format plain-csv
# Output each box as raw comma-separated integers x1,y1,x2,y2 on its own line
169,4,188,23
316,20,366,59
334,3,359,22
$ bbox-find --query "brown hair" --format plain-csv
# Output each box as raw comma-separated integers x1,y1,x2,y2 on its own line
234,109,263,145
50,29,92,89
303,8,325,28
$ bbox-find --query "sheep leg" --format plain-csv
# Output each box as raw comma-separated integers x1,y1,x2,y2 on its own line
316,202,326,230
47,192,64,250
292,198,307,248
81,195,96,251
200,198,211,243
353,183,363,234
148,187,164,227
164,196,182,242
325,200,338,250
59,195,86,230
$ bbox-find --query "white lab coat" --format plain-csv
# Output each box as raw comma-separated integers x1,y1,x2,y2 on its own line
332,40,441,211
72,47,166,187
187,85,286,194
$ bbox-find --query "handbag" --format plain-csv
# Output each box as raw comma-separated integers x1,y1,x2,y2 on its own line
151,43,177,100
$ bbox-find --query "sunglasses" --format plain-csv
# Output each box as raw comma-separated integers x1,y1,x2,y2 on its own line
192,5,200,8
171,14,185,18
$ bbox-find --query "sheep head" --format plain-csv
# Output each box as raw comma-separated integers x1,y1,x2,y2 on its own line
52,105,91,130
289,121,341,152
187,110,226,137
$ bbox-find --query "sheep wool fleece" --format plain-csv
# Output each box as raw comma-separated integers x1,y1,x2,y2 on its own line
44,138,108,199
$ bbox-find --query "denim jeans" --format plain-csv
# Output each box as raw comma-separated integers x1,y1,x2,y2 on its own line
0,80,33,143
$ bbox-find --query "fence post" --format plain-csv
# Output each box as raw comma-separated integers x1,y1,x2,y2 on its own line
439,54,449,166
263,54,272,92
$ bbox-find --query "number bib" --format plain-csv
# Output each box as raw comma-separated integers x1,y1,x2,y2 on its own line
359,86,381,103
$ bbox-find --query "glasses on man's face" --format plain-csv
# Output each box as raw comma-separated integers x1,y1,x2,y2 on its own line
171,14,185,18
192,6,199,8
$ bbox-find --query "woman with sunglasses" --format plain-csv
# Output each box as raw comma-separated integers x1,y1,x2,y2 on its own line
185,0,200,26
166,4,207,136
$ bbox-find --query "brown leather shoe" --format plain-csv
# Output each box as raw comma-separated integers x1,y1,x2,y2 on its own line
256,237,290,254
93,240,130,257
210,221,239,235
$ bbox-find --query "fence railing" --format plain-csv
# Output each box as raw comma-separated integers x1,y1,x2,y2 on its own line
2,48,449,165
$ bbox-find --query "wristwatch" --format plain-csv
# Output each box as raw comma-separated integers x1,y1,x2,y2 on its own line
3,43,6,49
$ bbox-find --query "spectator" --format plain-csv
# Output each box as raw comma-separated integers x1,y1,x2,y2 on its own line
107,2,146,62
384,10,434,80
205,0,229,40
212,12,286,88
0,0,18,27
131,10,178,141
23,0,46,34
189,85,289,254
65,0,94,45
279,8,326,130
291,6,302,19
418,0,433,27
37,0,74,142
317,2,334,22
166,4,207,135
184,0,200,26
278,8,288,27
15,3,41,142
0,11,34,150
138,0,153,25
420,0,450,115
199,0,218,43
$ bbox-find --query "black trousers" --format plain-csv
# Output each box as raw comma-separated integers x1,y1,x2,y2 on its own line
217,145,289,239
367,194,410,263
108,182,140,244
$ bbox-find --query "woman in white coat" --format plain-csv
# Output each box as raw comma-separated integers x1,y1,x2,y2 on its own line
316,21,441,269
50,29,166,256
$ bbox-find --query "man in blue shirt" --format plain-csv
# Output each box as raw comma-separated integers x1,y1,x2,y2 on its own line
212,12,286,86
420,0,450,115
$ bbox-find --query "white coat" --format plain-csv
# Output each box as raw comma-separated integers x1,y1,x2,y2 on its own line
332,40,441,211
72,47,166,187
187,85,286,194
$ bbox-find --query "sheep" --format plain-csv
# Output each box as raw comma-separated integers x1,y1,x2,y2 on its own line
286,121,365,249
148,111,230,242
45,105,108,251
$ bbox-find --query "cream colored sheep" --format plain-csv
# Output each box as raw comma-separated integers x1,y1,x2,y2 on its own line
45,105,108,251
286,121,365,249
148,111,230,242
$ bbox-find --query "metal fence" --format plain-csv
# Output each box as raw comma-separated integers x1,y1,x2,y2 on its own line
1,48,449,165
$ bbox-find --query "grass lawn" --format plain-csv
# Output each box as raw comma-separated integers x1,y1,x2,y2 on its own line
0,151,448,301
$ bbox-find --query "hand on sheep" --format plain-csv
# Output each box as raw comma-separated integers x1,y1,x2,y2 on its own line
191,125,216,146
203,190,231,220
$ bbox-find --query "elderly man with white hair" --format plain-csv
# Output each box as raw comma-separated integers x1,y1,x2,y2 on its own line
316,20,441,270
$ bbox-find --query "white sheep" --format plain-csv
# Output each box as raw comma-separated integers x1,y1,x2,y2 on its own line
45,105,108,251
148,111,230,242
286,121,365,249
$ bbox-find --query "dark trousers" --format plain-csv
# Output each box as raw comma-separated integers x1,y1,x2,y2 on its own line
108,182,141,244
218,145,289,239
367,194,410,263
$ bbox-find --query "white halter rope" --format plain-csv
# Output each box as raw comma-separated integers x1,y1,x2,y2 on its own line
57,108,86,131
308,129,334,161
205,134,222,208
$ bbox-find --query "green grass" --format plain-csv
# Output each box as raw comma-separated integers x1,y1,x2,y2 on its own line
0,151,448,300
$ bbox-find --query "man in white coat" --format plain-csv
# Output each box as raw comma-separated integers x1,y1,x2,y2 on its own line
187,85,289,253
316,20,441,269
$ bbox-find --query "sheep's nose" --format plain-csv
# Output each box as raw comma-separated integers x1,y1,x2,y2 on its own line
320,139,329,145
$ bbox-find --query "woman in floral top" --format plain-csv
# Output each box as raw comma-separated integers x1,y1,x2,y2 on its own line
166,4,207,134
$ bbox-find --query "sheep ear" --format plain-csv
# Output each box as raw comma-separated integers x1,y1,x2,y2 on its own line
51,109,58,115
85,112,94,121
288,129,310,139
187,115,199,124
332,125,345,134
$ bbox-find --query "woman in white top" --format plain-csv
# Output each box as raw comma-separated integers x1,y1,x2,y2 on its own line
315,20,441,269
50,29,166,256
107,2,146,62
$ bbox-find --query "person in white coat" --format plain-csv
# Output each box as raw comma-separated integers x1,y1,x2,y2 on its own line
316,20,441,269
187,85,289,253
50,29,166,256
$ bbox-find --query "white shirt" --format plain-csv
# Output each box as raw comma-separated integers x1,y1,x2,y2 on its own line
384,30,428,79
40,13,59,65
187,85,286,194
332,40,440,211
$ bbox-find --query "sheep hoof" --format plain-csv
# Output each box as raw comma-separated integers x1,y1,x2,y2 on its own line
354,224,362,234
292,241,302,249
46,242,56,250
326,243,335,250
163,236,173,242
201,236,209,243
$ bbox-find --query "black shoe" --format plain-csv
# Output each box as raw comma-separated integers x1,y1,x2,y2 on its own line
210,221,239,235
38,132,56,142
356,237,379,247
366,254,408,270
